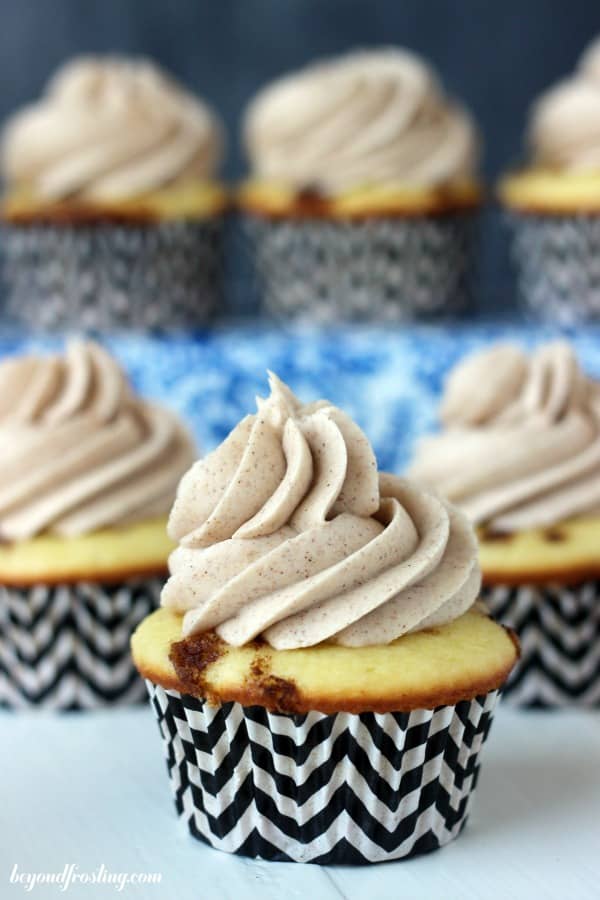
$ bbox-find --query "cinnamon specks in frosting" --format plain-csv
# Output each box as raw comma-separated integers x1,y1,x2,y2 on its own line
1,55,224,200
162,372,481,649
410,341,600,532
529,37,600,171
0,340,195,540
244,49,479,192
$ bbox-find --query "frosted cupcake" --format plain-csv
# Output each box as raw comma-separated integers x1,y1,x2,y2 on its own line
0,56,226,330
0,340,195,709
238,49,481,321
499,38,600,321
132,373,517,863
409,341,600,707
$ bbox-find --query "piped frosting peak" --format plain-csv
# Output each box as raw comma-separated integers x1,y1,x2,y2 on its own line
244,49,479,192
1,55,223,199
163,373,480,648
410,341,600,532
0,339,195,540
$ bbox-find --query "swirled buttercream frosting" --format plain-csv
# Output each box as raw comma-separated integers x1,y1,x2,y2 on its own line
529,38,600,171
1,56,223,200
162,373,480,649
0,340,195,540
243,49,479,192
409,342,600,532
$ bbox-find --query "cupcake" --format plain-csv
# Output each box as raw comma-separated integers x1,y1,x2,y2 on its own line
0,56,226,331
238,49,481,321
0,340,195,709
132,372,517,863
499,38,600,322
409,341,600,707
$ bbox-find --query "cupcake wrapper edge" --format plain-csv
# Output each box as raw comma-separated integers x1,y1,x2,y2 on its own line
238,212,477,321
0,578,162,710
1,218,224,331
147,682,499,864
484,579,600,707
507,212,600,323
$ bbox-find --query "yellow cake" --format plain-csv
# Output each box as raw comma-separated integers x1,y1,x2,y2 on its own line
499,39,600,215
2,180,228,225
479,514,600,585
499,170,600,215
132,605,517,714
238,178,481,220
0,517,174,586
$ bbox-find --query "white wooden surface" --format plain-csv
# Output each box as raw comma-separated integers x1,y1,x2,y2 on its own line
2,704,599,900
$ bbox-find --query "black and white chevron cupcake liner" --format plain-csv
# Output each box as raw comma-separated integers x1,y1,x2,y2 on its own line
507,212,600,323
0,578,162,710
239,212,477,321
1,217,224,332
147,682,499,864
483,580,600,707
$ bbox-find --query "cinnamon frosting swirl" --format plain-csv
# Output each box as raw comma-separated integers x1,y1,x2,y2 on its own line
1,56,223,200
162,373,480,649
409,342,600,532
243,49,479,192
529,38,600,171
0,340,195,540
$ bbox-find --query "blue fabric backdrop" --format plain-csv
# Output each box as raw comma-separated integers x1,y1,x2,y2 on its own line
4,323,600,471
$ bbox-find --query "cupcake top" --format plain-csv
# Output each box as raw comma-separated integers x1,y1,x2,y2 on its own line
243,49,479,193
528,38,600,172
0,340,195,541
1,56,224,201
409,342,600,532
162,372,481,649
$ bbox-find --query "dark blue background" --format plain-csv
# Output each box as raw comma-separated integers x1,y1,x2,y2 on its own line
1,0,599,313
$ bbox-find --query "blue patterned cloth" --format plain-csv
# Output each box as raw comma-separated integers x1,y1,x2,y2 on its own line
3,323,600,473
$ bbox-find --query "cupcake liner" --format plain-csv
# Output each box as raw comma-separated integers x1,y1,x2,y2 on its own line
507,211,600,323
483,580,600,707
1,217,224,331
0,578,162,710
239,212,477,321
146,682,499,864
